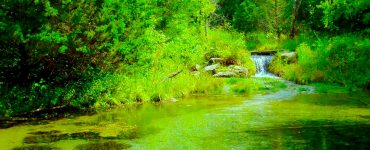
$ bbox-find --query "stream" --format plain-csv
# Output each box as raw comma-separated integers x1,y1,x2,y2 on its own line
0,81,369,150
0,55,369,149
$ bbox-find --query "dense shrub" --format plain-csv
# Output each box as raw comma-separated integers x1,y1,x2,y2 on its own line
270,34,370,89
326,36,370,87
0,0,221,115
0,0,257,116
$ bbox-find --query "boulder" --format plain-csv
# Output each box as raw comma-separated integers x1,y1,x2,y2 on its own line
204,64,219,74
213,71,237,78
228,65,248,76
195,64,201,71
191,64,201,71
280,52,297,64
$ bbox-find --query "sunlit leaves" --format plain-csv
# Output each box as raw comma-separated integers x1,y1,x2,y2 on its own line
232,0,261,32
58,45,68,53
43,0,58,16
318,0,370,30
33,30,67,44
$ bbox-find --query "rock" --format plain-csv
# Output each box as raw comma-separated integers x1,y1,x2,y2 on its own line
228,65,248,76
280,52,297,64
210,58,223,64
169,98,178,103
191,71,200,77
191,64,201,71
213,71,237,78
204,64,219,74
210,65,248,78
195,64,201,71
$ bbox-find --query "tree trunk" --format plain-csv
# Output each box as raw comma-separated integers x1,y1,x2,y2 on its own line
274,0,280,48
19,44,30,85
289,0,302,38
205,16,208,37
289,13,296,38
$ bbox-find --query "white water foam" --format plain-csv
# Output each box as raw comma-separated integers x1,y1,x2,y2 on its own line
251,55,279,78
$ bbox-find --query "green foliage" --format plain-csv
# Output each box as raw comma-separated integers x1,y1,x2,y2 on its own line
245,32,290,50
205,29,255,74
270,34,370,89
325,36,370,88
281,39,298,51
1,0,369,116
217,0,290,34
0,0,255,116
232,0,261,32
281,33,316,51
318,0,370,32
310,83,349,93
216,0,370,37
92,28,255,107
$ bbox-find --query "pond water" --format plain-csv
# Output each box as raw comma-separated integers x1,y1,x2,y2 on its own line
0,84,369,150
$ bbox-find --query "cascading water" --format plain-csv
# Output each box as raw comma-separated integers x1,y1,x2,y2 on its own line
251,55,278,78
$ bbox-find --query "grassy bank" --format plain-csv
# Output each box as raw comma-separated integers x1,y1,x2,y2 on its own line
0,28,257,116
268,34,370,90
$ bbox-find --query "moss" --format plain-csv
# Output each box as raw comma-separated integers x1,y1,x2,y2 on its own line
224,78,288,95
23,133,69,144
12,145,57,150
75,141,131,150
117,128,139,139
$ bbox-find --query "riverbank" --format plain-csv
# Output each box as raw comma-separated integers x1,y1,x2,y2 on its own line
1,78,369,150
0,77,289,127
2,74,364,129
0,28,257,117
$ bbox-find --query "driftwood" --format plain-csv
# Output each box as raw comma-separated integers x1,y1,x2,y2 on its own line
168,70,183,79
11,105,80,119
160,70,183,83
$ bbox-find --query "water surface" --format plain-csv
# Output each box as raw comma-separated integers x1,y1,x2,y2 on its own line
251,55,279,78
0,87,369,150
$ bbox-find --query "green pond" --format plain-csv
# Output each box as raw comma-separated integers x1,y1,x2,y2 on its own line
0,83,369,150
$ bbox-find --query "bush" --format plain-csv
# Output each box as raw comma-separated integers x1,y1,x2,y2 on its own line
244,32,281,50
205,29,255,75
270,34,370,88
0,0,223,116
326,36,370,88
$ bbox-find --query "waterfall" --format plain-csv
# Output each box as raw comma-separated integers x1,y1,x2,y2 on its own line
251,55,277,78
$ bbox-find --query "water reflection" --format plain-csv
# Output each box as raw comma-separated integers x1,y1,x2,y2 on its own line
0,92,369,149
241,121,370,149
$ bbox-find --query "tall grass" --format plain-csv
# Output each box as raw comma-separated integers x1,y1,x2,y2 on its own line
1,28,257,116
91,29,258,108
80,28,257,109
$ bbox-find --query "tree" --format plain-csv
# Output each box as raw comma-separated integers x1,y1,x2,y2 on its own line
0,0,46,85
232,0,262,32
318,0,370,32
289,0,302,38
264,0,288,47
199,0,216,36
